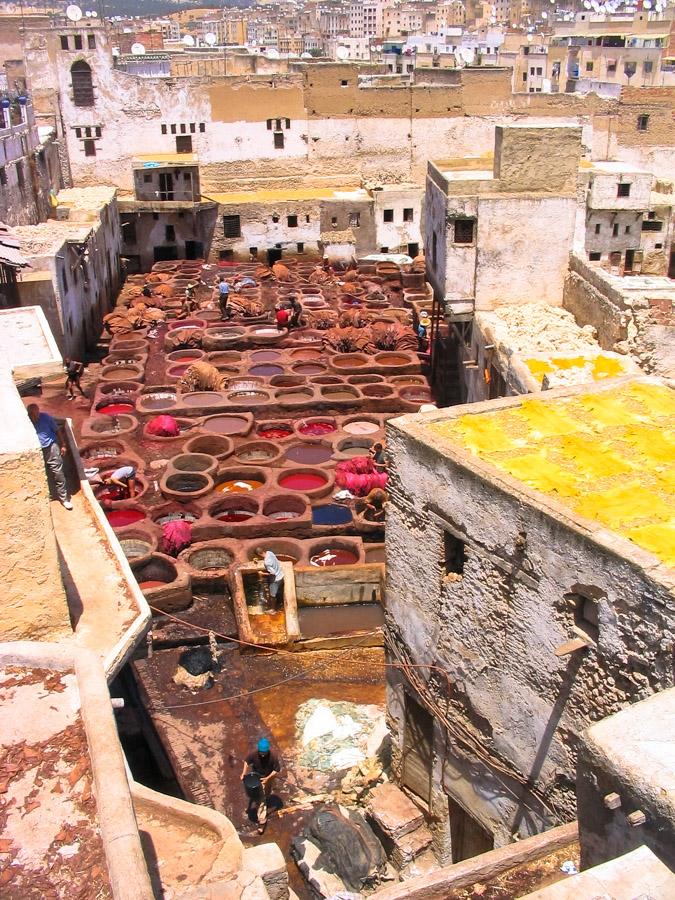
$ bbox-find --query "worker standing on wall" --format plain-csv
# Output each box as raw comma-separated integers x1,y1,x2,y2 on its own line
27,403,73,510
241,738,281,834
254,546,285,609
64,358,86,400
217,276,231,319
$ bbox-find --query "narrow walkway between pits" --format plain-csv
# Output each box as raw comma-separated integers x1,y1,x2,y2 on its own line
52,494,140,669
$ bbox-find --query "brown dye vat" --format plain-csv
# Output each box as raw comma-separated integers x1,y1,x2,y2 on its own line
171,453,218,474
362,385,394,398
331,354,368,369
347,375,385,385
321,387,359,401
298,604,383,639
204,416,250,435
249,364,284,377
292,364,326,375
101,366,142,381
400,386,433,403
310,376,343,386
270,376,306,388
167,349,204,362
181,392,224,407
390,375,426,386
290,349,323,361
235,442,279,463
251,350,282,363
375,352,411,366
206,351,242,365
184,434,233,459
141,392,177,410
284,444,333,465
276,389,313,403
262,496,307,521
228,390,269,404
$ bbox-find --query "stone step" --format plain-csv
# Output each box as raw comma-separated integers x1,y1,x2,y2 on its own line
398,847,440,882
390,823,434,870
367,782,425,840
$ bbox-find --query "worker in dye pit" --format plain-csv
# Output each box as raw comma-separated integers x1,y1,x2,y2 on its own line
27,403,73,510
64,358,86,400
241,737,281,834
141,284,153,299
185,282,198,310
253,546,285,609
369,442,387,474
363,487,388,523
105,464,137,499
289,296,304,329
217,276,232,319
417,313,431,353
274,302,292,330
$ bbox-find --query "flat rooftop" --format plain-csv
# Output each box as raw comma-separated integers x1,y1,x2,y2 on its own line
0,306,62,381
409,378,674,568
211,186,366,205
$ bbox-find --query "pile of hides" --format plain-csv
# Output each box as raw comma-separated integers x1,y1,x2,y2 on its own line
161,520,192,557
178,361,225,393
173,646,217,691
323,326,372,354
307,309,339,330
335,458,388,497
291,805,387,895
228,295,265,318
338,308,371,330
308,267,334,285
146,414,181,437
164,327,204,351
370,321,417,352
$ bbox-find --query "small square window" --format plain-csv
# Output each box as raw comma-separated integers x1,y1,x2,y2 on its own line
60,35,70,50
331,217,338,227
249,247,258,257
349,212,360,227
340,79,349,86
643,60,653,74
536,67,542,75
454,219,475,244
380,246,389,253
383,208,394,223
223,215,241,237
143,172,152,183
297,242,304,253
594,223,601,234
655,243,663,249
87,34,96,49
180,123,186,133
74,34,83,50
272,214,280,223
287,215,298,227
176,135,192,153
85,127,92,137
266,119,273,130
586,61,594,72
443,531,465,576
522,72,527,82
637,114,649,132
530,66,535,75
589,251,601,261
617,183,631,198
273,131,284,149
648,211,656,219
403,208,414,222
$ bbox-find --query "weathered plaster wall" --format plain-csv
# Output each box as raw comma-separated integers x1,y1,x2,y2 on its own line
0,370,70,642
384,410,674,847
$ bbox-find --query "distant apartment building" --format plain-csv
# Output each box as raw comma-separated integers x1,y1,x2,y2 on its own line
349,1,389,38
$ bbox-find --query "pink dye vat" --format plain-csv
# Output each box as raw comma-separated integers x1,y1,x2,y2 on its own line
310,548,359,567
250,365,284,377
299,422,336,437
285,445,332,465
259,426,293,440
251,350,281,362
217,509,255,522
139,580,167,590
204,416,248,434
106,509,146,527
98,402,134,416
279,472,327,491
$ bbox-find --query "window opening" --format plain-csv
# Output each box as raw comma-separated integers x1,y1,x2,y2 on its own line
165,225,176,242
71,61,94,107
273,131,284,149
403,208,414,222
176,135,192,153
83,139,96,156
287,215,298,227
443,531,465,576
454,219,475,244
223,215,241,238
617,183,631,198
637,114,649,131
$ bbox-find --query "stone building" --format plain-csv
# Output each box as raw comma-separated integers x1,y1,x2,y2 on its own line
384,376,674,860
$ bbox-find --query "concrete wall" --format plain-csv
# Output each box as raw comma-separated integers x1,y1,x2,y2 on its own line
0,370,70,642
384,407,674,850
121,204,218,271
212,199,323,261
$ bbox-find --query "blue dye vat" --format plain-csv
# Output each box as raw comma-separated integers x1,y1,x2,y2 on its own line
312,504,353,526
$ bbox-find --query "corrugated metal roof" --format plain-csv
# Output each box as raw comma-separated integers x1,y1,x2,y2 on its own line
0,222,29,268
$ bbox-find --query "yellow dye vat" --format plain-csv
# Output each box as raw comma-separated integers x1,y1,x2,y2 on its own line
430,382,674,567
524,355,624,384
592,356,624,379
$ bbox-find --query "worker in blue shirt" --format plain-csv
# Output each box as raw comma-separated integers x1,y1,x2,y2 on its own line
27,403,72,510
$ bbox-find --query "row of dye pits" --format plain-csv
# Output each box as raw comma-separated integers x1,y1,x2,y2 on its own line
82,411,390,532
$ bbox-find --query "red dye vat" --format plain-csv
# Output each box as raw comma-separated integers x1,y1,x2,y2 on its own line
217,509,254,522
98,402,134,415
310,548,359,567
279,472,327,491
106,509,146,527
259,426,293,440
139,580,167,590
299,422,336,436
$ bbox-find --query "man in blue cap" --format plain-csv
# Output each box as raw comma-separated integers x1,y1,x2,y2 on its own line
241,737,281,833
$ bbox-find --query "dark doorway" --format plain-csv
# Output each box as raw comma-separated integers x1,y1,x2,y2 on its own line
402,694,433,804
624,248,635,272
158,172,174,201
668,250,675,279
448,795,494,862
154,245,179,262
267,247,282,265
185,240,203,260
408,242,419,258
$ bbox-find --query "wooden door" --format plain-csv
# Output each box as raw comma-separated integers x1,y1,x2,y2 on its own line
402,694,433,805
448,795,494,862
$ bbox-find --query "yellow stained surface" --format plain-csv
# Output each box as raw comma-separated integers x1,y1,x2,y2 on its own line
524,354,625,383
210,186,363,205
430,382,675,567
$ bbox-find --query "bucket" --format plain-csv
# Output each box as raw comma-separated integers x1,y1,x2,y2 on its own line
243,772,263,800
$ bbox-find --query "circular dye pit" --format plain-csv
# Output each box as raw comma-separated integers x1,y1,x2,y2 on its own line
251,350,281,363
139,581,167,590
119,536,153,561
186,547,233,571
106,509,146,528
321,388,359,401
340,446,370,459
400,387,433,403
156,511,198,526
277,389,313,403
279,472,327,491
285,444,333,465
165,473,211,495
228,390,269,403
97,402,135,416
249,365,284,377
259,424,293,440
375,353,411,366
101,366,142,381
141,392,177,410
216,479,264,493
253,327,281,337
217,508,255,522
311,505,353,526
293,364,325,376
182,392,224,407
299,421,336,437
203,416,249,435
291,349,323,361
236,444,278,463
309,547,359,567
167,364,190,377
343,420,379,435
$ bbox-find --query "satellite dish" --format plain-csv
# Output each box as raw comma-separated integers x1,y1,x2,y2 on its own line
527,34,534,41
204,32,217,46
336,46,349,60
66,4,83,22
90,10,98,17
542,11,548,18
264,48,280,59
111,47,120,57
131,42,146,55
182,35,195,47
460,46,475,64
301,51,312,58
